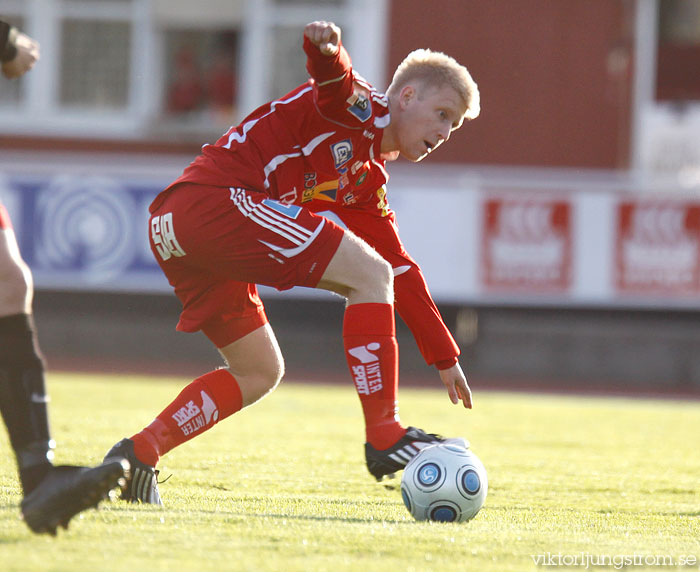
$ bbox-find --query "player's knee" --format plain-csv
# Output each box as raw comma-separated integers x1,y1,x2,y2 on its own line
318,232,393,303
238,351,284,406
355,250,393,300
266,348,285,389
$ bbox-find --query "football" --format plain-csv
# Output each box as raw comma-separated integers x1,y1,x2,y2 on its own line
400,442,488,522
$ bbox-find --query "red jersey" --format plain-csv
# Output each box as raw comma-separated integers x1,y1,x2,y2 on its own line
157,37,460,369
164,36,391,216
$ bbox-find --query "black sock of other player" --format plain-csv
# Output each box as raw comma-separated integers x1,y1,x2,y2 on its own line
0,313,54,495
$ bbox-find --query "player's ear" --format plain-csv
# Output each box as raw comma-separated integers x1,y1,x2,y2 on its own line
399,85,416,109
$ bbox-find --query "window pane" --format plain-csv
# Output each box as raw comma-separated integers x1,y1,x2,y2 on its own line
162,28,239,123
59,19,130,108
656,0,700,101
270,25,308,99
269,21,349,100
659,0,700,45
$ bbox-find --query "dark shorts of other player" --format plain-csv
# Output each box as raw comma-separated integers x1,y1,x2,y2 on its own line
149,183,345,348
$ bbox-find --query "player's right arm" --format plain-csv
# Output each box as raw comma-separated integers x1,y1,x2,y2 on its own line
0,20,40,79
302,21,357,120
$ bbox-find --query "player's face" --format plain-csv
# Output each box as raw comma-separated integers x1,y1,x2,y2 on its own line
394,83,465,162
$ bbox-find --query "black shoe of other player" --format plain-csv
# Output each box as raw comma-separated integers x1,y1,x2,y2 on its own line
20,458,130,535
104,438,163,506
365,426,469,481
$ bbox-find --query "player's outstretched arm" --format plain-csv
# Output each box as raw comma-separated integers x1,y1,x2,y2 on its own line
1,25,40,79
439,362,473,409
303,20,340,56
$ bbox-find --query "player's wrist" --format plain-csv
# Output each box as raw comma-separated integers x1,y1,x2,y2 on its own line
435,357,458,370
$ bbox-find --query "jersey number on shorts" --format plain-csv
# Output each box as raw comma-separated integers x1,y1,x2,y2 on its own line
151,212,186,261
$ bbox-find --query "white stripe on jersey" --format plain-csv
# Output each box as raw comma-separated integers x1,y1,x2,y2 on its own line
369,144,390,181
262,131,335,189
262,150,303,190
353,73,373,91
223,86,313,149
374,114,390,129
372,93,389,108
317,73,347,87
302,131,335,156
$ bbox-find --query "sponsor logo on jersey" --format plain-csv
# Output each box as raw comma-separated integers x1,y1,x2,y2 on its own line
346,91,371,122
376,186,390,217
331,139,353,169
302,180,338,203
278,188,298,205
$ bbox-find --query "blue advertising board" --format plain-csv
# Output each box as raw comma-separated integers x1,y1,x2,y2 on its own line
0,173,170,292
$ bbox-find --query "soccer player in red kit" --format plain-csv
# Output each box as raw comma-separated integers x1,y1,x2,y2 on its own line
105,21,480,504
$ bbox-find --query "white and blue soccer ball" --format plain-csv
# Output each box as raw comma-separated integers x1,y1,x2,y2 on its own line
400,443,488,522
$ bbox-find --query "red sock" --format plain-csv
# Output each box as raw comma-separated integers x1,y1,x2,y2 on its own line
131,369,243,467
343,303,406,450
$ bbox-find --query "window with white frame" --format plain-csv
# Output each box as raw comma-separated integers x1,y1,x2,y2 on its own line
0,0,386,142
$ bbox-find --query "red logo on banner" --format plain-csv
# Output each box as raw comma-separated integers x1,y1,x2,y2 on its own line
481,197,572,291
615,201,700,294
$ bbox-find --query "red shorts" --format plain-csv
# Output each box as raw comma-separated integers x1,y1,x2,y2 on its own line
149,184,344,347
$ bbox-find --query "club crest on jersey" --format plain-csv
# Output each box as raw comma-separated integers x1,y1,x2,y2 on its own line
331,139,353,169
346,92,371,122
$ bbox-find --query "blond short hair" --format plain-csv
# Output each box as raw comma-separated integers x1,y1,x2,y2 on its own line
387,49,480,123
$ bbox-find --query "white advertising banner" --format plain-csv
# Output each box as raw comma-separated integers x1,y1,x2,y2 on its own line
480,194,573,293
2,163,700,309
391,181,700,309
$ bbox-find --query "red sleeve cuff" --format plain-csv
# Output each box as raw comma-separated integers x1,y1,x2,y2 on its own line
303,35,351,82
435,357,458,370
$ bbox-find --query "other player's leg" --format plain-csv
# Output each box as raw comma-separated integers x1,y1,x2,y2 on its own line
0,206,128,534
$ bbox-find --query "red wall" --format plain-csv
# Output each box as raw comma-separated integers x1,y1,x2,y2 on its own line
387,0,635,168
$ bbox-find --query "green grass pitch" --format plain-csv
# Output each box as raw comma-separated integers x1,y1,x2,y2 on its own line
1,373,698,572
